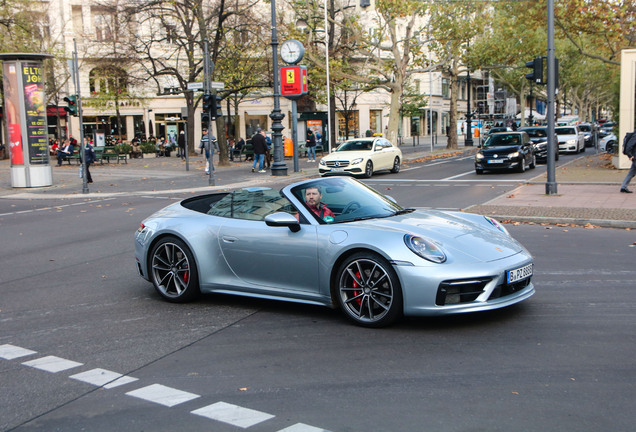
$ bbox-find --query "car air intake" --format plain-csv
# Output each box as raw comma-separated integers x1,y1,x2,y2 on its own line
436,278,493,306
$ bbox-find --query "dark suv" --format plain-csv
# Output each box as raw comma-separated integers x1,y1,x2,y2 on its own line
475,132,536,174
518,126,559,163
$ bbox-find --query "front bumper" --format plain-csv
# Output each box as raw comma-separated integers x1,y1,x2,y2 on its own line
475,158,522,171
396,255,535,316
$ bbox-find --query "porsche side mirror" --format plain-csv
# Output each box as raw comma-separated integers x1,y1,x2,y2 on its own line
265,212,301,232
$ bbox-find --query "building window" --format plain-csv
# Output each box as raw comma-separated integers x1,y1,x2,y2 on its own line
338,111,359,140
442,78,449,98
89,67,128,95
93,7,116,42
72,5,83,35
369,109,383,135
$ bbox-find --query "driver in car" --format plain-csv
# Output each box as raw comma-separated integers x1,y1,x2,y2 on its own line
304,186,335,221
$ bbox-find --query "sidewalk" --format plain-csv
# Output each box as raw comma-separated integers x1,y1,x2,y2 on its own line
467,153,636,229
1,145,634,229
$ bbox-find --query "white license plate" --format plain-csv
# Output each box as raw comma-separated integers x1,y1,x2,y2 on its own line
507,263,533,283
487,159,505,164
330,167,345,172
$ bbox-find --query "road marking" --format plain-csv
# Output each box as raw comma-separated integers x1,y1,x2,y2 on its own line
191,401,275,428
5,344,330,431
126,383,200,407
278,424,332,432
442,170,475,180
0,344,37,360
70,368,138,388
0,198,116,217
22,355,83,373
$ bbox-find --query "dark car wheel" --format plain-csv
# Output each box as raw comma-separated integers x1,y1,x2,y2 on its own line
335,252,403,328
149,236,200,303
516,158,526,173
606,141,616,154
363,160,373,178
390,157,401,173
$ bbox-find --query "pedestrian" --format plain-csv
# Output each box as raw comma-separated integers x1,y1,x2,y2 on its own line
178,130,186,160
265,132,272,168
228,138,235,161
82,137,95,183
56,139,74,166
251,128,267,173
306,129,316,162
620,131,636,193
199,127,218,174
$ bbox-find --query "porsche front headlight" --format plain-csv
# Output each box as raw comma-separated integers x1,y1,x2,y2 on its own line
404,235,446,263
484,216,510,235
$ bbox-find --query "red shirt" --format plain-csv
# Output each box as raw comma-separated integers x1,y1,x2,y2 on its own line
308,203,335,220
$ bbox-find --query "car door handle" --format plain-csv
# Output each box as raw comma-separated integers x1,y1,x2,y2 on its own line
222,236,238,243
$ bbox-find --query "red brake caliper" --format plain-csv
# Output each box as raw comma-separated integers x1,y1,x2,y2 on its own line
352,271,362,306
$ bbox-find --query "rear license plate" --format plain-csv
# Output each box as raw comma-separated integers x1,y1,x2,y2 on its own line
507,263,533,283
487,159,505,164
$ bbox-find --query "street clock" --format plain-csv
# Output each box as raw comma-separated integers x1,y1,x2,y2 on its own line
280,39,305,65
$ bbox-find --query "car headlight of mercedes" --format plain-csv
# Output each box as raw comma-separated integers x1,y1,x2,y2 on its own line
404,235,447,263
319,159,326,166
351,158,363,165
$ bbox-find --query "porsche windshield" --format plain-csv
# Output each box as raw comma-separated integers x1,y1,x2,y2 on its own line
290,177,403,223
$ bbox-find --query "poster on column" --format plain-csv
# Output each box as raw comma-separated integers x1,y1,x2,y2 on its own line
21,62,49,165
2,62,24,165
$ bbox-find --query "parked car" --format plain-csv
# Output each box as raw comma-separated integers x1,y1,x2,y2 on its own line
599,131,617,153
600,121,616,133
555,125,585,153
319,137,402,178
518,126,559,163
475,132,536,174
577,123,595,147
485,126,512,137
134,176,535,327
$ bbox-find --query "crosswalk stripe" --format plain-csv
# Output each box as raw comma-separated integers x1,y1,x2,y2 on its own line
191,401,275,428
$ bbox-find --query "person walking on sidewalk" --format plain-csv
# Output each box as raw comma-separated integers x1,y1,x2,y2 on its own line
82,137,96,183
306,129,316,162
251,128,267,173
199,127,218,174
620,132,636,193
177,130,186,160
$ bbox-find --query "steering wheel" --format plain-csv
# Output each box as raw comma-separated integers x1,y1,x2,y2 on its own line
342,201,361,215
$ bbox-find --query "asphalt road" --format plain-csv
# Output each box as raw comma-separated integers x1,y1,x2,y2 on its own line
1,153,634,432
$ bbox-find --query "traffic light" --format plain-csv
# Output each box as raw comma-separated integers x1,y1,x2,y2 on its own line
201,111,210,125
63,95,78,116
525,57,543,84
215,95,223,119
202,94,213,113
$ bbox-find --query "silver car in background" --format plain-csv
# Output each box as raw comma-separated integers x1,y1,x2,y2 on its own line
135,177,535,327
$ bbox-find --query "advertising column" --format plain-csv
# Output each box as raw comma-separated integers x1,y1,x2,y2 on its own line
1,53,53,188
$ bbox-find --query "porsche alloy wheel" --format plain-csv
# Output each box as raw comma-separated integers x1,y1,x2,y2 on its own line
336,252,403,327
150,237,200,302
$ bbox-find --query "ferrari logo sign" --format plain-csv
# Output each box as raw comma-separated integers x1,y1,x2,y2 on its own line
280,65,308,100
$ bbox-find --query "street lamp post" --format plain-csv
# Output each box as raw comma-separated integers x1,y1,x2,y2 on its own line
269,0,288,176
465,69,474,147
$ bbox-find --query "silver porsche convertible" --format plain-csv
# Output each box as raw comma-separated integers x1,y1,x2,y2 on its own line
135,177,534,327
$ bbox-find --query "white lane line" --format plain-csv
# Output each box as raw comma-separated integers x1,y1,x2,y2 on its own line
0,198,116,217
126,384,200,407
22,355,83,373
0,344,37,360
442,170,475,180
69,368,138,388
278,423,332,432
191,401,275,428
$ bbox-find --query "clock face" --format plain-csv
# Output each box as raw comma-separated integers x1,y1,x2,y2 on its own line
280,40,304,64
